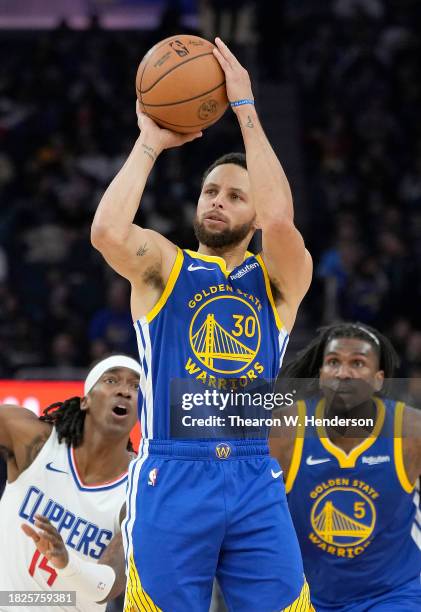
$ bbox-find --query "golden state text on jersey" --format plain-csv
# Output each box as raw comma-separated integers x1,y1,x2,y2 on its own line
134,249,288,439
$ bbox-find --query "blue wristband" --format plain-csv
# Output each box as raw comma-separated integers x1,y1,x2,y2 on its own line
230,99,255,108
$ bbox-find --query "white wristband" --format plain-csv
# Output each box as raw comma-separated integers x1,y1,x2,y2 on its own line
57,550,116,602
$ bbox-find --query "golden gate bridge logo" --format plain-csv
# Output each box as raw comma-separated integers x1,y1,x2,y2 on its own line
310,487,376,547
189,296,260,374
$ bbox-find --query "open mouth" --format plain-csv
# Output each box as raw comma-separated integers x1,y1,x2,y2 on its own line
112,405,128,417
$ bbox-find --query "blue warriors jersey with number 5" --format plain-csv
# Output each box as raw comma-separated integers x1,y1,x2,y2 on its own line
134,249,289,439
286,397,421,608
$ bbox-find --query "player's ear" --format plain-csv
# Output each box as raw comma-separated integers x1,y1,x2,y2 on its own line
374,370,384,392
80,396,89,411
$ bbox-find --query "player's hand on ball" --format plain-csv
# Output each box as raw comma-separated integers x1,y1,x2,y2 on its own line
21,514,69,570
136,100,202,153
213,37,254,108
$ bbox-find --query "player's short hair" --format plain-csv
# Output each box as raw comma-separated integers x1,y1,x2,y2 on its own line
201,152,247,186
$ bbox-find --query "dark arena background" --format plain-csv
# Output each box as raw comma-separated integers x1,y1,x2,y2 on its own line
0,1,420,611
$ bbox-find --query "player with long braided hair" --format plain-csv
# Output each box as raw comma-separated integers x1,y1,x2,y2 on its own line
0,355,141,611
270,322,421,611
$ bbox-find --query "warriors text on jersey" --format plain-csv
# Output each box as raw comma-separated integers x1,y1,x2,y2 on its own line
286,397,421,609
0,428,128,612
134,249,289,439
122,250,312,611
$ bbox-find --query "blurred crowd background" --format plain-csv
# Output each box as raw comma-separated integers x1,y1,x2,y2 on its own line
0,0,420,381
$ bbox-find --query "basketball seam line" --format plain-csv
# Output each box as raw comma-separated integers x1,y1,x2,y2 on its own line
140,80,226,107
143,110,221,129
139,35,198,96
139,52,216,94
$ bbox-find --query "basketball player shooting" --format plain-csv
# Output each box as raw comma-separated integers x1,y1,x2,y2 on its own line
91,38,313,612
0,356,141,611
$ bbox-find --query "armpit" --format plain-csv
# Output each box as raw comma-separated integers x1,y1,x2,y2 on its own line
143,265,164,292
0,444,13,460
270,279,283,303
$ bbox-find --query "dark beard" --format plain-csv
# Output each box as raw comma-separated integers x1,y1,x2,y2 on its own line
193,216,253,249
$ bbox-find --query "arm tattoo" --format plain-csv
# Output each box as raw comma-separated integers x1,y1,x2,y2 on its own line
142,144,157,161
136,243,148,257
21,433,50,472
246,115,254,128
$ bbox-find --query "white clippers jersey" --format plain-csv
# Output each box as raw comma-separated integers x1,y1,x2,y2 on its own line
0,428,128,612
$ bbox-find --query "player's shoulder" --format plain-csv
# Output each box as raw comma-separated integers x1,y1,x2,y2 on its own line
402,403,421,435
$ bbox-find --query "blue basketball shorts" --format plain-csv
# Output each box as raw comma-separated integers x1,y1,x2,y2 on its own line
314,577,421,612
122,439,312,612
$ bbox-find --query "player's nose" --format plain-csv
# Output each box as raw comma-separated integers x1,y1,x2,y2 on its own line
116,383,135,398
335,364,352,379
211,193,225,208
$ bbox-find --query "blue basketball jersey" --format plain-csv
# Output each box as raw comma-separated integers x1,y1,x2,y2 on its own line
286,397,421,607
134,249,288,439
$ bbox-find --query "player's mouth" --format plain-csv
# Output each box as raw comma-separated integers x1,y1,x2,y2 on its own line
204,212,227,225
112,403,130,419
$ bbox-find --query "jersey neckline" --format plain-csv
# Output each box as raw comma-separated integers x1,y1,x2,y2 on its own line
68,446,128,492
315,397,386,468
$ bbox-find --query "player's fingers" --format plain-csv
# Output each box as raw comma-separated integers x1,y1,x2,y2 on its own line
181,131,203,144
34,515,60,535
136,101,146,117
212,47,230,72
215,37,241,67
34,514,52,524
21,523,40,542
34,531,57,550
35,525,62,545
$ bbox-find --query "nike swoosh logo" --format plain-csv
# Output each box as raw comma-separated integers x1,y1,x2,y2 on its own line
306,456,331,466
271,469,283,479
46,462,68,474
187,263,215,272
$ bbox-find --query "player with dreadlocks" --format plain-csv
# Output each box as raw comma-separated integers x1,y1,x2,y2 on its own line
0,355,141,611
270,322,421,611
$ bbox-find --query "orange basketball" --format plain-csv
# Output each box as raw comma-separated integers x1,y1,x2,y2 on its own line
136,35,228,134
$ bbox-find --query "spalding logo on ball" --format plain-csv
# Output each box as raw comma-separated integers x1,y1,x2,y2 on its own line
136,35,229,134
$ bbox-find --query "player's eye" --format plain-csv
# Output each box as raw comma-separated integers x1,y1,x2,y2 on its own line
105,377,117,384
353,360,365,368
205,188,216,195
326,359,339,367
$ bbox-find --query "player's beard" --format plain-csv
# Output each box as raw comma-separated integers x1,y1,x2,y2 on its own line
193,216,253,249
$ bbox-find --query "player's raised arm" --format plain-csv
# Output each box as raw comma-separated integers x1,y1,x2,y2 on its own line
91,104,202,285
213,38,312,332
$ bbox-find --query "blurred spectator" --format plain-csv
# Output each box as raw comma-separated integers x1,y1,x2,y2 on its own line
89,278,137,357
205,0,248,43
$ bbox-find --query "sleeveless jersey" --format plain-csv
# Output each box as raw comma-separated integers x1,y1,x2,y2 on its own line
286,397,421,607
0,428,128,612
134,249,289,440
